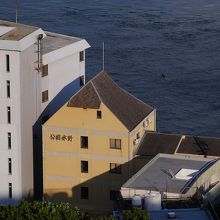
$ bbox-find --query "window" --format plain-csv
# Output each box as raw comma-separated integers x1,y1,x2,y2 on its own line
42,90,48,103
6,80,10,98
80,75,84,86
8,132,11,149
7,106,11,124
42,65,48,77
8,183,12,199
136,132,140,139
110,163,121,174
8,158,12,175
6,55,10,72
81,136,88,149
110,139,121,149
81,160,88,173
110,190,120,201
80,51,84,62
81,187,88,199
97,110,102,119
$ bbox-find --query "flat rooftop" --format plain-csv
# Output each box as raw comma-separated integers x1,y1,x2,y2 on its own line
42,32,81,54
0,20,38,41
150,208,212,220
123,154,216,194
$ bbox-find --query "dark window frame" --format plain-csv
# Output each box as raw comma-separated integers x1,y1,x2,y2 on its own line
81,187,89,199
81,136,88,149
80,75,84,86
80,51,84,62
9,183,12,199
6,55,10,72
7,106,11,124
81,160,88,173
97,110,102,119
42,65,48,77
110,163,121,174
8,158,12,175
110,138,121,149
42,90,49,103
8,132,11,149
6,80,10,98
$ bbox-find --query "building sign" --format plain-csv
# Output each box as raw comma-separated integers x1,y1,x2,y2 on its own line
50,134,73,142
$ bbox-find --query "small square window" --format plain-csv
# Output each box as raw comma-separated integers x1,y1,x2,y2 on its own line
80,51,84,62
42,65,48,77
42,90,48,103
81,160,88,173
110,190,120,201
110,163,121,174
97,111,102,119
110,139,121,149
81,136,88,149
81,187,88,199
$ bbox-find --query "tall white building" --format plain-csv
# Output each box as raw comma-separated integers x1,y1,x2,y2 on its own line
0,20,90,204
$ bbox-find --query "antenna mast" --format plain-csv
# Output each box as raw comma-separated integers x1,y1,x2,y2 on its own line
102,41,105,70
16,0,18,23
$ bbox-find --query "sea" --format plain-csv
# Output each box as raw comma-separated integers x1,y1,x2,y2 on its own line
1,0,220,137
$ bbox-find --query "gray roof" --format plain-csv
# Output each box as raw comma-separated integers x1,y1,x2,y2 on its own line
0,20,38,41
42,32,81,54
123,154,216,194
136,132,182,156
68,71,154,131
136,131,220,158
177,135,220,157
150,208,212,220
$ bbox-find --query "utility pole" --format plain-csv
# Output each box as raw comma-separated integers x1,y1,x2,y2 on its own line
16,0,18,23
102,41,105,70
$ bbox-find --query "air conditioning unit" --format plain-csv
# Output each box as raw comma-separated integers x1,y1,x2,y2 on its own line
143,118,152,128
133,139,139,145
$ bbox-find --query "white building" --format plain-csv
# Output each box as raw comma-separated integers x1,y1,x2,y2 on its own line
0,20,90,204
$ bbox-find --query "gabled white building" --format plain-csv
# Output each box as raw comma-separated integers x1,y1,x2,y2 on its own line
0,20,90,204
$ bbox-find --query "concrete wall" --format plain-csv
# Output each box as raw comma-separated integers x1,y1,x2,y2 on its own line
43,101,155,214
0,49,22,204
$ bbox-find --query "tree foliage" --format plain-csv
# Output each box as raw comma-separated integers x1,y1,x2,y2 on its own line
0,201,149,220
122,208,149,220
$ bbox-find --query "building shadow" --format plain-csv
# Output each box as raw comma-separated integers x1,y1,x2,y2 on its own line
43,156,151,215
33,77,82,200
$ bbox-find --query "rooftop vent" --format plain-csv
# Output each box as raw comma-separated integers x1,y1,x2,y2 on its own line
175,168,198,180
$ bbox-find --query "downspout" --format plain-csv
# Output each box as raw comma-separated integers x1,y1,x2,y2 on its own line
128,131,132,178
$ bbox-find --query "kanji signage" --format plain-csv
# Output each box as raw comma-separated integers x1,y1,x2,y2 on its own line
50,134,73,142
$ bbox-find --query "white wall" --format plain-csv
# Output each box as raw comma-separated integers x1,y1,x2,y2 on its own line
0,50,22,203
0,30,88,204
41,50,85,111
20,43,39,198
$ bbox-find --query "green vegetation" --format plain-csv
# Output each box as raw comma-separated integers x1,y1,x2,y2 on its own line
0,201,149,220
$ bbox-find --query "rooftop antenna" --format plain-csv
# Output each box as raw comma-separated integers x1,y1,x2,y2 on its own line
102,41,105,70
16,0,18,23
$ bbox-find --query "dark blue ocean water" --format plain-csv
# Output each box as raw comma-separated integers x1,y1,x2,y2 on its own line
1,0,220,136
